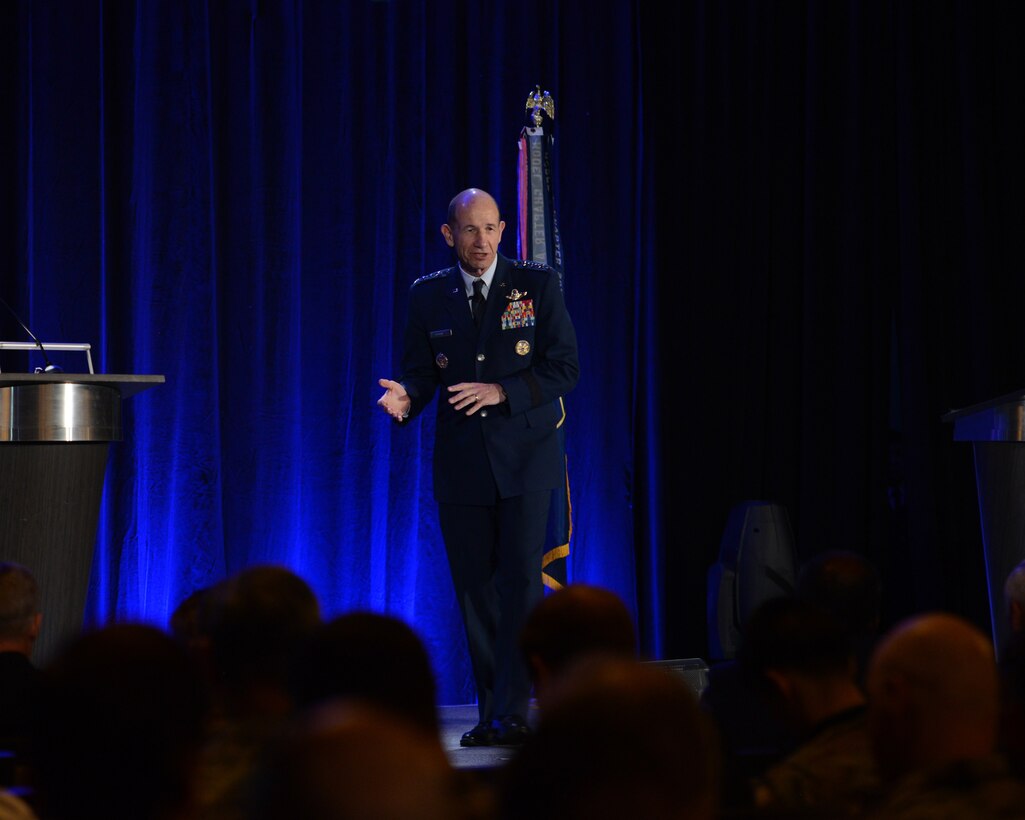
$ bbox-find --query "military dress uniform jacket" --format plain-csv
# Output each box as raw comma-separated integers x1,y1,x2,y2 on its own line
399,255,579,506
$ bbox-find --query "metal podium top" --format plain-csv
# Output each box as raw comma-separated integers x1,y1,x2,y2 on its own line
942,389,1025,442
0,373,165,399
0,375,164,442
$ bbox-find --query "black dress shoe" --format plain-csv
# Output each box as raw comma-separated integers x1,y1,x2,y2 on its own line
493,714,531,747
460,722,497,747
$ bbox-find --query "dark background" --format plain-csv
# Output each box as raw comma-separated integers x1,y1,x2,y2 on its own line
2,0,1022,703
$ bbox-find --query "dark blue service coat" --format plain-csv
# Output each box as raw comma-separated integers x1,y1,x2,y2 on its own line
399,254,579,505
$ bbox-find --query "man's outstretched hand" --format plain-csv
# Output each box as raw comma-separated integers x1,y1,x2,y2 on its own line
377,378,411,421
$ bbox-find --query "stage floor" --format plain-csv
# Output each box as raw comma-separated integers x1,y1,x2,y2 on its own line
438,704,539,769
437,659,709,769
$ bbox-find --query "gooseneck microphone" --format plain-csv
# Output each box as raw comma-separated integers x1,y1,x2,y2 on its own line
0,295,63,373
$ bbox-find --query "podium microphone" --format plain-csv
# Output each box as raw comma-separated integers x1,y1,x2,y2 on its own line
0,295,63,373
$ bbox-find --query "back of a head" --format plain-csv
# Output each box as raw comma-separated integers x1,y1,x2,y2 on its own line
797,550,881,637
739,596,854,682
519,584,637,678
251,701,457,820
1006,560,1025,601
868,612,998,776
205,564,321,689
168,586,211,646
0,563,39,644
1004,560,1025,623
290,611,439,736
499,657,718,820
870,612,997,715
33,623,208,820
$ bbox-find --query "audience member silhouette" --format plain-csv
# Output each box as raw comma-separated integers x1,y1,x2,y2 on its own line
498,657,719,820
0,790,36,820
203,566,321,715
0,564,43,771
518,583,637,707
168,585,212,651
997,562,1025,774
191,564,321,820
31,624,208,820
796,549,882,686
701,612,798,808
249,700,461,820
1003,560,1025,637
864,612,1025,818
289,611,440,737
168,586,218,713
290,611,504,819
740,596,881,816
702,550,884,810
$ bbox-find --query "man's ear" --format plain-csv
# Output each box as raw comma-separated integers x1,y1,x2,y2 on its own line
29,612,42,640
440,223,455,247
763,668,794,702
1011,600,1024,632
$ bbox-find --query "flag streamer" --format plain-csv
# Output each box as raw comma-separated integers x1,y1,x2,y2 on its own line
517,86,570,590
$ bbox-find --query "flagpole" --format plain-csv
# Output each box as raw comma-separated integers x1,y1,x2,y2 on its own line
517,85,571,591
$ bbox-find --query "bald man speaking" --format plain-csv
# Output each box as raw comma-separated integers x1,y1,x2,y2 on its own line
378,188,579,746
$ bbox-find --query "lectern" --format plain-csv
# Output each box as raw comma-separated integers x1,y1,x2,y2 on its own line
944,390,1025,655
0,373,164,664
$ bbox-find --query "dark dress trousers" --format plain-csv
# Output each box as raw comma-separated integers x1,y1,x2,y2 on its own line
399,254,579,721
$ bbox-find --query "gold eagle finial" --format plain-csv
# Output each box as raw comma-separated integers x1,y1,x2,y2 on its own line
525,85,555,128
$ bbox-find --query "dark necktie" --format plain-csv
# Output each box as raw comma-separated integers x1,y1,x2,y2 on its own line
471,278,486,327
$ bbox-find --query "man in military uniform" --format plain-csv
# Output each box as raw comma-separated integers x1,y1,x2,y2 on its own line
378,188,579,746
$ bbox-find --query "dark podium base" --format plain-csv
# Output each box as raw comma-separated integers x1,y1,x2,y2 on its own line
0,442,110,665
0,374,163,667
944,390,1025,658
973,442,1025,656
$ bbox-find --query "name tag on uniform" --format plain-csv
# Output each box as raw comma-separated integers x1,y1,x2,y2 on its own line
430,329,453,338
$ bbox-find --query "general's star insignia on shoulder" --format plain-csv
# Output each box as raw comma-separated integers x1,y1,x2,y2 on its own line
514,259,549,271
412,269,448,287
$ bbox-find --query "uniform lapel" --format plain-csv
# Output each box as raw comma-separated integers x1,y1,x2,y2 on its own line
479,256,513,344
444,267,476,337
